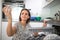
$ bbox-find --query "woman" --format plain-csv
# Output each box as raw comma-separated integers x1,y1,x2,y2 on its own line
2,5,31,40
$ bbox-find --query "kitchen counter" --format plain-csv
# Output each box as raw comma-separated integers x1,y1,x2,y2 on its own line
29,27,54,34
47,20,60,26
2,18,60,26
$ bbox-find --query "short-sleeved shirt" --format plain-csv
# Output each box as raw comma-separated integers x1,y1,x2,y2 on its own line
12,22,32,40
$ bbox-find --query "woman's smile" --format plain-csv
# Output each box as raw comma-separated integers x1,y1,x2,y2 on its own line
21,10,29,21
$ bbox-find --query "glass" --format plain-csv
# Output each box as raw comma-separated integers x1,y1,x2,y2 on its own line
2,3,24,21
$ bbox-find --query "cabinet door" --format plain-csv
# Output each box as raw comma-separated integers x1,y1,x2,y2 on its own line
42,0,54,8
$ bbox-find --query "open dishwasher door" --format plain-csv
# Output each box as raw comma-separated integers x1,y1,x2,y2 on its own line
52,25,60,36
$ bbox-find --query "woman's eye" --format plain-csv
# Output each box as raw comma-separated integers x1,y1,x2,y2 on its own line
21,13,24,15
25,13,28,15
21,13,28,15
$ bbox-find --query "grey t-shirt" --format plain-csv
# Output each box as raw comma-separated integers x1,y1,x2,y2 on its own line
12,22,32,40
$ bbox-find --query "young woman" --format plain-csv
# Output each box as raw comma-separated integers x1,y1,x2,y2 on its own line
2,5,31,40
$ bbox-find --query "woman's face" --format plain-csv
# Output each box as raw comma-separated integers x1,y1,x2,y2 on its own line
20,10,29,21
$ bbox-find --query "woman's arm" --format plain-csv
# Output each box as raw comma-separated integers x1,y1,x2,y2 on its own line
2,5,16,37
7,17,16,36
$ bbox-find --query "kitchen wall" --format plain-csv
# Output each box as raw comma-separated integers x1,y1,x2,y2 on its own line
25,0,60,19
50,3,60,18
24,0,52,19
41,7,51,19
25,0,43,17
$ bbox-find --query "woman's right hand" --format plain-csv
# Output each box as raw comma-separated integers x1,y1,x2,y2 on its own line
2,5,12,19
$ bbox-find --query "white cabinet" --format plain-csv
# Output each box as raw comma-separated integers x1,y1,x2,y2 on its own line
42,0,60,8
42,0,54,8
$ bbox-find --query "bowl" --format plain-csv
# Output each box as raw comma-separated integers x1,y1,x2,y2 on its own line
35,17,41,21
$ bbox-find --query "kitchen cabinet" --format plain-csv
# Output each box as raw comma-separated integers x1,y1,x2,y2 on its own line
42,0,54,8
42,0,60,8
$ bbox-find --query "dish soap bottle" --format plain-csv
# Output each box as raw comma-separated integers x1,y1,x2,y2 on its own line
55,13,59,21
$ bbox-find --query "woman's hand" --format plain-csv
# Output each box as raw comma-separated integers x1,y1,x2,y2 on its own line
2,5,12,19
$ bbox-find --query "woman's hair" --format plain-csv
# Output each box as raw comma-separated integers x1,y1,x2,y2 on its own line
19,8,31,24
